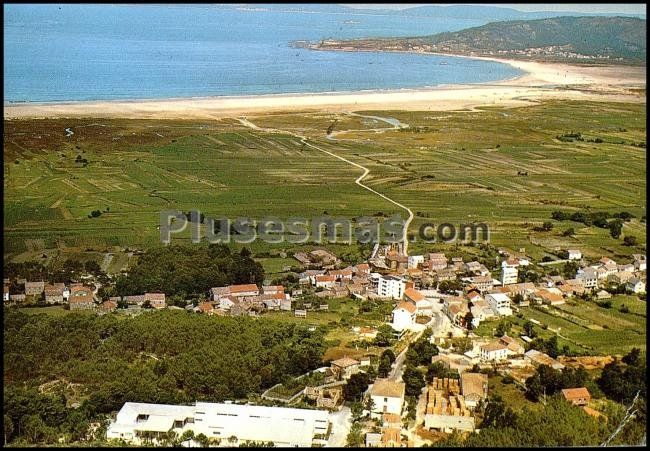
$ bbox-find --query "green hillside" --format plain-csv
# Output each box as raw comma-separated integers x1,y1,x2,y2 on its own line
426,16,646,60
313,16,646,64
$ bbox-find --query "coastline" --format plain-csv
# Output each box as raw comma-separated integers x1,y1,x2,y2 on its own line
3,56,645,120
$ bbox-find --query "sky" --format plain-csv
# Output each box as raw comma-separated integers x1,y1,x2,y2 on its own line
342,3,647,15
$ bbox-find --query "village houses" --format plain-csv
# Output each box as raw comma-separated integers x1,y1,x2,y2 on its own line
370,379,405,420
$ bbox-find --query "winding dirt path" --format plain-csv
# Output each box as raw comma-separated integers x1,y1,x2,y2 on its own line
237,115,414,255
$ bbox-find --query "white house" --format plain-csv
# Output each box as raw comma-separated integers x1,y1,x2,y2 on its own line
378,275,406,300
479,341,508,362
391,301,416,331
500,258,519,285
626,277,646,294
403,288,433,315
408,255,424,269
567,249,582,261
218,296,236,310
314,275,336,289
370,379,405,420
485,292,512,316
470,300,497,328
106,402,330,447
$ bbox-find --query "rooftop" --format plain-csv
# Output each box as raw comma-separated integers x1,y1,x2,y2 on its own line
480,341,507,353
371,379,405,399
228,284,259,293
404,287,425,302
394,301,416,314
561,387,591,400
331,356,360,368
461,372,487,399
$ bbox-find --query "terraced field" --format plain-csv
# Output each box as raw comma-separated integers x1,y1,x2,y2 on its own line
520,295,646,355
3,100,646,263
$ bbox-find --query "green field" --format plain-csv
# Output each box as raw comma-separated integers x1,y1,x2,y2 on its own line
3,101,646,263
472,293,646,356
519,296,646,355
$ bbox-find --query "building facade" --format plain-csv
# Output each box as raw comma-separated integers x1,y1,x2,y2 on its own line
500,259,518,285
378,276,406,300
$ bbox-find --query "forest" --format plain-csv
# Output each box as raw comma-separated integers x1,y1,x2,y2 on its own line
114,244,265,299
3,309,325,445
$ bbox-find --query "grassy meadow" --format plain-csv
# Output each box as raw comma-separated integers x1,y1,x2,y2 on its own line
3,100,646,265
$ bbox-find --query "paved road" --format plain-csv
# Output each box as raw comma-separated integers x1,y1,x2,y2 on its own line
327,406,352,447
389,329,425,382
237,116,414,256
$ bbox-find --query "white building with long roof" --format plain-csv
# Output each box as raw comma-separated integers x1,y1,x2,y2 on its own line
107,401,330,446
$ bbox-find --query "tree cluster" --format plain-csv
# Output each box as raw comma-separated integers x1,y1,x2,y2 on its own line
597,348,646,404
3,310,325,445
115,244,264,298
524,364,593,401
434,396,610,447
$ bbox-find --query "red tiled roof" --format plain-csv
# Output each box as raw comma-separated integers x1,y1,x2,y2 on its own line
537,289,564,302
561,387,590,401
395,301,416,314
404,288,425,302
228,284,259,293
262,292,286,301
198,301,214,313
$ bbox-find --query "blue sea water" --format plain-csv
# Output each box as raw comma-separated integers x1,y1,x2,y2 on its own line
4,4,523,102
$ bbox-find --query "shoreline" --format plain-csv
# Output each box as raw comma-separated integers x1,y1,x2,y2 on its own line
3,51,529,107
3,55,645,120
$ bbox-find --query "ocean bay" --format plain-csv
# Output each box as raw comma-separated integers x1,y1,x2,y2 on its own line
4,4,522,102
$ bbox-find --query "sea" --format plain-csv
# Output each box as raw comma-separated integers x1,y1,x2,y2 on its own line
4,4,523,103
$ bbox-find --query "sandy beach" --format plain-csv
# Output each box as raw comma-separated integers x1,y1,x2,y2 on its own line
3,57,645,120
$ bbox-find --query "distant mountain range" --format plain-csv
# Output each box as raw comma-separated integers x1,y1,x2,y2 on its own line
310,16,646,64
229,4,645,20
363,4,646,21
